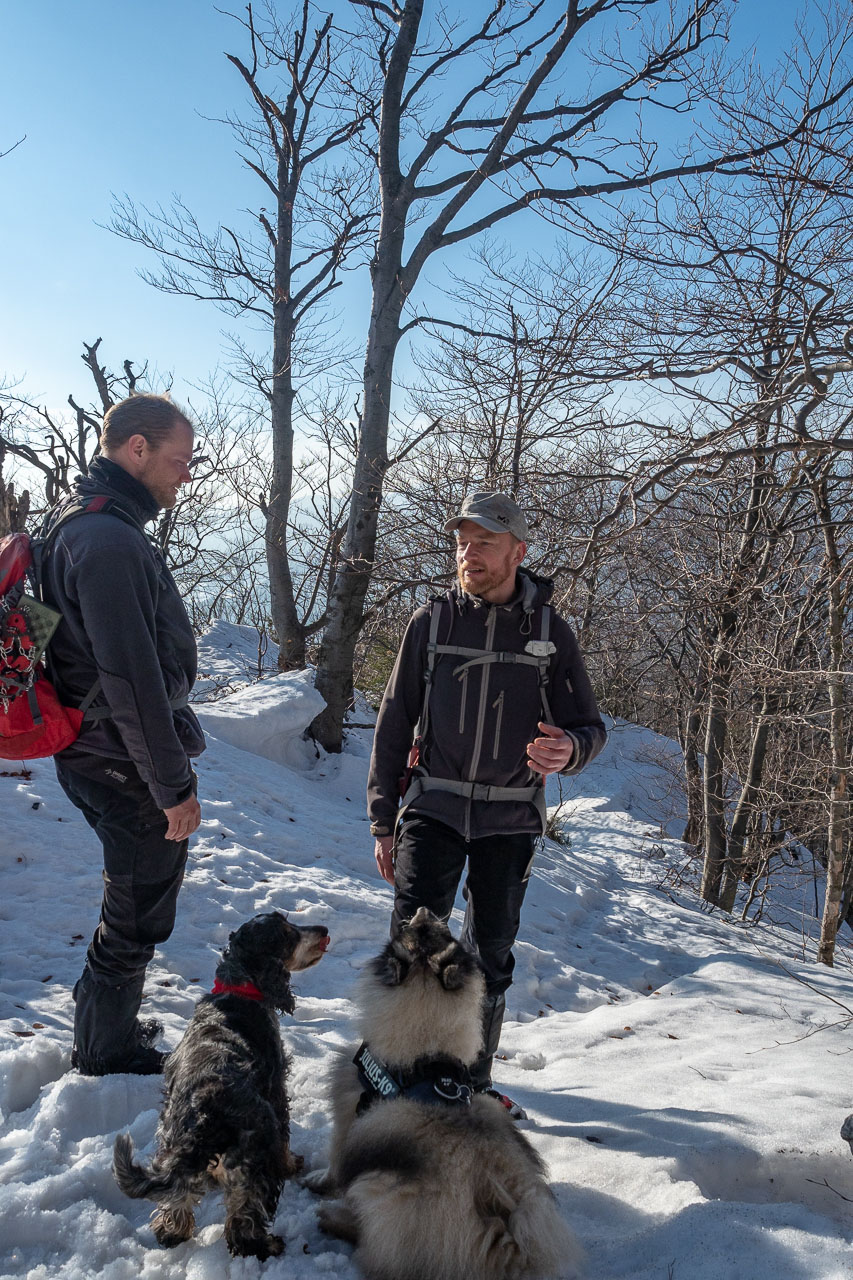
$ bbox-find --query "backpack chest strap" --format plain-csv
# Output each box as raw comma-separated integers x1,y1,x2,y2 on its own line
446,649,549,676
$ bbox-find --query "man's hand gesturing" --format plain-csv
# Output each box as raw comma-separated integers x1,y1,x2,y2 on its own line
526,721,573,777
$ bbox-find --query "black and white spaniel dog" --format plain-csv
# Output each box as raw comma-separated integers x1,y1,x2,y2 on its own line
113,911,329,1261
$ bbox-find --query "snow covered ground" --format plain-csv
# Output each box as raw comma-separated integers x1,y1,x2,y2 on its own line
2,623,853,1279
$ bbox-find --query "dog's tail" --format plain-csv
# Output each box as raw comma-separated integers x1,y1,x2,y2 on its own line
473,1174,585,1280
113,1133,176,1200
506,1185,585,1280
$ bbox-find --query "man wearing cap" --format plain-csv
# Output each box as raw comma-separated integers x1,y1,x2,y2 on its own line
367,491,606,1107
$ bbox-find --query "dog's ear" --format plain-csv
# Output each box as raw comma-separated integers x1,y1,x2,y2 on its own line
434,940,482,990
225,913,299,1013
250,951,297,1013
372,943,409,987
226,912,287,962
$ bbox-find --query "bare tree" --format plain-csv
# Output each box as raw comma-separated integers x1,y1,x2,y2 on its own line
312,0,853,750
0,436,30,537
111,1,374,668
631,25,853,918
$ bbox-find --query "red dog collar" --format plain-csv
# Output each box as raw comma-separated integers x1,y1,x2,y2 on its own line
211,978,264,1001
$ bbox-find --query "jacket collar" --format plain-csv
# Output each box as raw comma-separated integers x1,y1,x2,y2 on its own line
75,456,160,526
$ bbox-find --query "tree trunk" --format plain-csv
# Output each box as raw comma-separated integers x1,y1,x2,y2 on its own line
311,1,421,749
266,159,306,672
0,443,29,536
718,688,777,911
682,659,709,847
699,626,734,905
814,467,848,966
312,297,406,747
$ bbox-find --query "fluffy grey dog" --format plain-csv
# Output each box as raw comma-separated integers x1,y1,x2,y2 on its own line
312,907,583,1280
113,911,329,1260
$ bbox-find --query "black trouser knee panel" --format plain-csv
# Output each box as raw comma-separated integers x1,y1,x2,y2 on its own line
56,760,188,987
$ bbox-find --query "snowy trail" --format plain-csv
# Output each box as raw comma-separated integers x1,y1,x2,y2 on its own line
2,634,853,1278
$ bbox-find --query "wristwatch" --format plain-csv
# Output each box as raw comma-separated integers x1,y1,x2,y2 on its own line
370,822,392,837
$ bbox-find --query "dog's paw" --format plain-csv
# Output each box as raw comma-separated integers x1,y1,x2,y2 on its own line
284,1148,305,1178
154,1229,193,1250
226,1230,285,1260
300,1165,333,1195
317,1199,359,1244
152,1206,195,1248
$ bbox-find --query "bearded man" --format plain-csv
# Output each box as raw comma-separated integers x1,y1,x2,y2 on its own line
367,491,606,1110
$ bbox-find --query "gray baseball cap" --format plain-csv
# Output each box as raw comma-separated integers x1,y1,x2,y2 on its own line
444,490,529,541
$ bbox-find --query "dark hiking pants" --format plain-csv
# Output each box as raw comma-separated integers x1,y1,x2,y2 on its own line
391,814,535,1089
55,760,188,1072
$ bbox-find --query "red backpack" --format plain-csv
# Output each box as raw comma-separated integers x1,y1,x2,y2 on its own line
0,496,128,760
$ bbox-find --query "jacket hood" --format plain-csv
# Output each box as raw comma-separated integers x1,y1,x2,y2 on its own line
517,568,554,610
450,568,554,615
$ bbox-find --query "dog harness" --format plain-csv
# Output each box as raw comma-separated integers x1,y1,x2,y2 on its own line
211,978,264,1001
354,1042,473,1115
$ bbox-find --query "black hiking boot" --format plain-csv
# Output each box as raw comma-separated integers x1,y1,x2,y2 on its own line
72,1042,169,1076
71,1019,168,1075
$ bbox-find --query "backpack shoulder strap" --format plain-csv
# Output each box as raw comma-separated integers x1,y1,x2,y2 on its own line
39,494,139,543
537,603,555,726
416,596,445,745
33,496,140,591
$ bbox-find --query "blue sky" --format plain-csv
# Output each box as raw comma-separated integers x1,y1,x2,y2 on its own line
1,2,259,411
1,1,812,419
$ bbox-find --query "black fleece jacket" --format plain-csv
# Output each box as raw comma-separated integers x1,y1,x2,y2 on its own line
41,457,205,808
367,571,606,840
